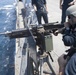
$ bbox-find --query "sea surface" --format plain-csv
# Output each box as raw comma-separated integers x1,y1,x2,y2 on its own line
0,0,17,75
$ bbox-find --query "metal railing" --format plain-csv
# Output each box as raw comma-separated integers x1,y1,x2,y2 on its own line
19,0,38,75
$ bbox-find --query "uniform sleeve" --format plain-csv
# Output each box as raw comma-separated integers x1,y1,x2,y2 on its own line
62,35,74,46
62,27,75,46
65,53,76,75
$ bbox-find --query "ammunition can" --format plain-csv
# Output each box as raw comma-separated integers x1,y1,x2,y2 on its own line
44,34,53,52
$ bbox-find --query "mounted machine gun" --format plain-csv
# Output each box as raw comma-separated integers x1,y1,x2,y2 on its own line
0,22,64,52
0,22,64,75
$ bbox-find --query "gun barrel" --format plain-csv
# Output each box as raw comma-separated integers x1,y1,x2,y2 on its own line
43,23,64,30
0,28,31,38
0,31,11,35
10,28,31,38
0,23,64,38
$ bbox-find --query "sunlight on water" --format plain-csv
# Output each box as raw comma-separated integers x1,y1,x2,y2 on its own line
0,4,16,75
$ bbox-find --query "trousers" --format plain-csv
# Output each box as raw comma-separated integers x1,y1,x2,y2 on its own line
61,5,70,23
36,10,48,24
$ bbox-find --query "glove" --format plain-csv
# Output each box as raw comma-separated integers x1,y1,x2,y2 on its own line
64,48,76,59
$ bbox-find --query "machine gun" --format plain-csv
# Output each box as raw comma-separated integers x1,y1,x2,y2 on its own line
0,23,64,52
0,22,63,58
0,23,64,50
0,22,64,38
0,22,64,75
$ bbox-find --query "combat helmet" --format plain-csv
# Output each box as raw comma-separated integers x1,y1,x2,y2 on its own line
66,5,76,17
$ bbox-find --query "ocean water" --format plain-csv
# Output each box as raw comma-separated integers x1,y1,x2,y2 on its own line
0,0,17,75
0,0,17,7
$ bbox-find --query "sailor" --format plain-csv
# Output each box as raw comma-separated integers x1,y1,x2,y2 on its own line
32,0,48,24
54,5,76,75
60,0,76,23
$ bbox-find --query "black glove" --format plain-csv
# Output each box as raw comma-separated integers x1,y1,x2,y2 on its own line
64,48,76,59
